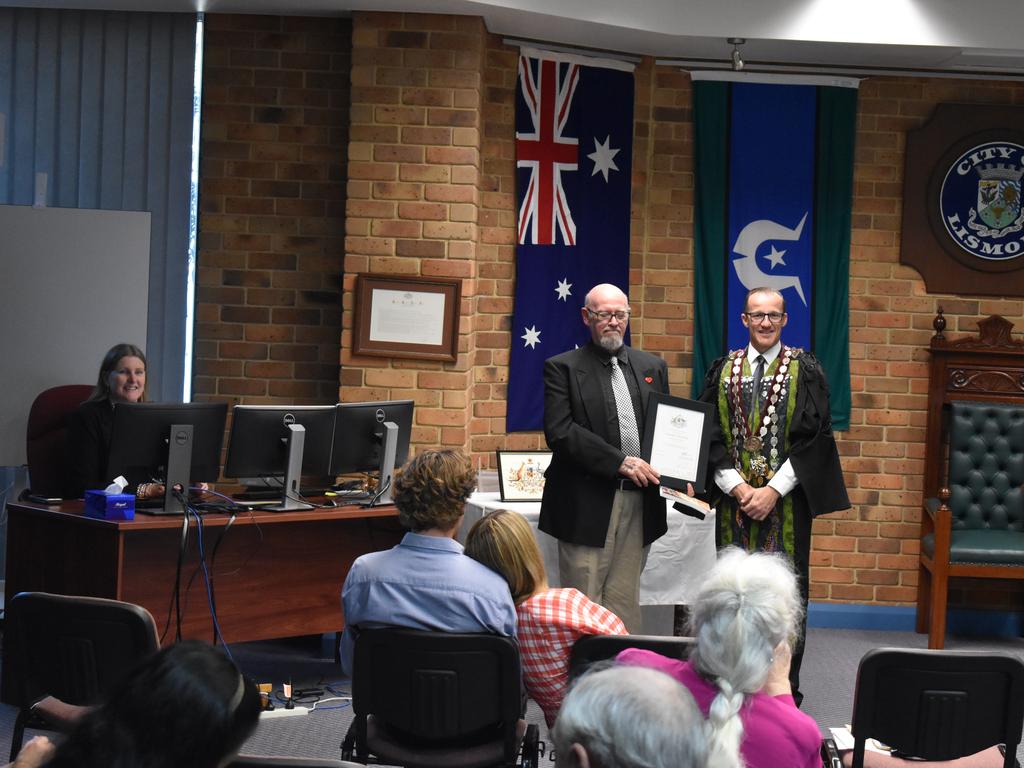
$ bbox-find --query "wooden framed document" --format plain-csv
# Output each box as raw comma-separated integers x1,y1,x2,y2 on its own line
640,393,714,494
353,273,461,362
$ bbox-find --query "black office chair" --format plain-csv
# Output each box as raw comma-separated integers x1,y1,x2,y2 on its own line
229,758,360,767
2,592,160,760
848,647,1024,768
341,628,538,768
568,633,696,681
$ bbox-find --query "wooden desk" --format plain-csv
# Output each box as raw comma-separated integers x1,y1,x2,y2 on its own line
4,501,404,643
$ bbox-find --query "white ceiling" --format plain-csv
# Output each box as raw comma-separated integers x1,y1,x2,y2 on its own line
9,0,1024,75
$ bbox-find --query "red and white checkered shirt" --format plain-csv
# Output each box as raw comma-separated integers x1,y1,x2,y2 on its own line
516,588,627,727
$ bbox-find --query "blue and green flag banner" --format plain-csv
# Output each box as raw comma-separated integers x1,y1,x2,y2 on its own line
691,73,857,430
507,48,635,432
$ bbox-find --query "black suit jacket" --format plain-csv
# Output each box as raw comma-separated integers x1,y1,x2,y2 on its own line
538,343,670,547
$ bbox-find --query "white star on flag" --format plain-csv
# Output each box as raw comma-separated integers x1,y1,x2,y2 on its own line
764,245,787,269
522,325,541,349
587,135,620,182
555,278,573,301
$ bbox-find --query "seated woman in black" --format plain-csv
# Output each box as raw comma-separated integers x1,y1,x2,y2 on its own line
63,343,162,499
7,640,261,768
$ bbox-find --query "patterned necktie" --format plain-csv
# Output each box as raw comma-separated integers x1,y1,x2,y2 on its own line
609,356,642,457
752,355,766,408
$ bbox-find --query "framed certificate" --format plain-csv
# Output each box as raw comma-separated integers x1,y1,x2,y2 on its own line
640,393,714,493
495,450,552,502
353,273,462,362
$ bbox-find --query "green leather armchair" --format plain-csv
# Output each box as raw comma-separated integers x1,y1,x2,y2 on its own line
918,400,1024,649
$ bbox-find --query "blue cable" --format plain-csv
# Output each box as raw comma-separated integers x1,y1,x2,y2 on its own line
190,506,235,663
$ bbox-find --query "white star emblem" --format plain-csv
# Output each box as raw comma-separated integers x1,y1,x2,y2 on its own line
521,325,541,349
764,245,787,269
587,135,620,182
555,278,573,301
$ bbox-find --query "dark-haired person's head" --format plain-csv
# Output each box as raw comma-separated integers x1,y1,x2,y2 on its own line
88,343,147,404
45,640,260,768
392,448,476,533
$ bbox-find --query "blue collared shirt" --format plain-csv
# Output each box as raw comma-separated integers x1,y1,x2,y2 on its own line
340,531,517,675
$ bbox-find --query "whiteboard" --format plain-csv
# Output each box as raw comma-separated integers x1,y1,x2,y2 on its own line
0,205,151,466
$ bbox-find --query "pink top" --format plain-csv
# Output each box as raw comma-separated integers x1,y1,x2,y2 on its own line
617,649,822,768
518,588,627,727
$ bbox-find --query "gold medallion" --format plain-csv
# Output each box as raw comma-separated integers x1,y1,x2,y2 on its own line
744,436,762,452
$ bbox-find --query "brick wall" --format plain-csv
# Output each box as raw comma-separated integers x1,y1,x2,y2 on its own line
195,14,350,407
187,11,1024,608
336,12,1024,607
342,11,485,451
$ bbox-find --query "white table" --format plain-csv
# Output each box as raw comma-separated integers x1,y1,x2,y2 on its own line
461,492,717,606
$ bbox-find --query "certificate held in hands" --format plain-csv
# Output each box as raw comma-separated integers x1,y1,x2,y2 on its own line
640,392,714,494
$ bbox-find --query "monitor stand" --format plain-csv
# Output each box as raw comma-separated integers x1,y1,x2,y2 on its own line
160,423,193,514
368,421,398,506
268,424,314,512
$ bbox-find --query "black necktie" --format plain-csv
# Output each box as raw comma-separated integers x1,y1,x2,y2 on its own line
752,355,766,407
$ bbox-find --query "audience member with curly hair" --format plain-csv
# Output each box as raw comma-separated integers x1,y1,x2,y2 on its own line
618,547,821,768
465,508,626,727
339,448,516,674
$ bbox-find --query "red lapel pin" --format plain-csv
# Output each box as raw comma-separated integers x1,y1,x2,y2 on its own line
644,376,653,383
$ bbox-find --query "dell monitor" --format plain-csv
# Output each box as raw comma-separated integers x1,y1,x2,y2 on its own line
106,402,228,514
331,400,413,505
224,404,336,511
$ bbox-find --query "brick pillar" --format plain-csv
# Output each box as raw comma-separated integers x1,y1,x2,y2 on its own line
344,12,485,452
196,14,350,406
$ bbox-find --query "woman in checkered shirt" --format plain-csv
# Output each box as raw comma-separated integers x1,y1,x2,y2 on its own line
465,509,627,727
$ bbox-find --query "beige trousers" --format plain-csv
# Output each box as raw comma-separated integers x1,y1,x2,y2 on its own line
557,489,648,633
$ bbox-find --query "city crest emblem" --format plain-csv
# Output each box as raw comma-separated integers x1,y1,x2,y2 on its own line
940,140,1024,261
976,166,1022,231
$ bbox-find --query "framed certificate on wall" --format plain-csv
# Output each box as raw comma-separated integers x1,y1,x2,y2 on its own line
353,273,461,362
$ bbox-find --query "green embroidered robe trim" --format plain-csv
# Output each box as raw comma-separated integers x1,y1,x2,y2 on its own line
717,353,802,555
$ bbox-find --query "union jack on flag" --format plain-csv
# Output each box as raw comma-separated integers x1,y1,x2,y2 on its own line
517,57,580,246
507,49,635,432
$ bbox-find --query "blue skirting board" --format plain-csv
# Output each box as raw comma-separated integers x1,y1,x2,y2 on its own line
808,602,1024,637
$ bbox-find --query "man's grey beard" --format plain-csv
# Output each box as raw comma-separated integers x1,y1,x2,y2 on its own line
598,333,623,352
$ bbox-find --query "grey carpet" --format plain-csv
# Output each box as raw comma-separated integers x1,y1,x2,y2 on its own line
2,628,1022,765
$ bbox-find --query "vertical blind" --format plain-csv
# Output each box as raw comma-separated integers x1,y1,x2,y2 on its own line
0,8,197,401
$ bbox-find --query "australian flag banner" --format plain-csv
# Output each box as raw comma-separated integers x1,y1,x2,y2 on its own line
691,74,857,430
506,48,635,432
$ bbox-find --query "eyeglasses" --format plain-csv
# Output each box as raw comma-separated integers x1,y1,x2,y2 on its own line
586,309,631,322
745,311,785,324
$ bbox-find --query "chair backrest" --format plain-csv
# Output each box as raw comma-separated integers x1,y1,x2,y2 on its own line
1,592,160,709
568,634,696,681
850,647,1024,767
352,628,522,757
25,384,93,497
947,401,1024,532
229,758,357,767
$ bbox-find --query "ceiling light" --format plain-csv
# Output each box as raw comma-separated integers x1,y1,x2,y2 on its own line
728,37,745,71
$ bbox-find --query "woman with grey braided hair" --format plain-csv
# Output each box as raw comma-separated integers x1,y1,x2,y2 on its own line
618,547,821,768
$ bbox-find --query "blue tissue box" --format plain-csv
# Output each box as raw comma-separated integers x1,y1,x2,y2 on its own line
84,490,135,521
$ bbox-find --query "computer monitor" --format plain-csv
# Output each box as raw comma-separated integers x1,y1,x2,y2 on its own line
331,400,414,505
107,402,228,514
224,405,337,511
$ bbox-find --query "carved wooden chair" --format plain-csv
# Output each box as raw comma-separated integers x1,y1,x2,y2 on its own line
918,312,1024,649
